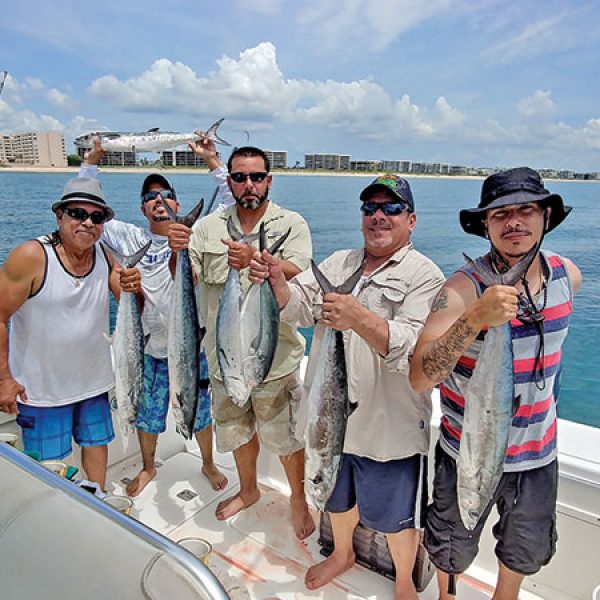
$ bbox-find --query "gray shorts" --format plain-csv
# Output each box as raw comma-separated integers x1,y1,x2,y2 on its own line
424,443,558,576
211,370,304,456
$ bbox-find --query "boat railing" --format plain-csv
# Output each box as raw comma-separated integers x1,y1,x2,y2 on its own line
0,442,229,600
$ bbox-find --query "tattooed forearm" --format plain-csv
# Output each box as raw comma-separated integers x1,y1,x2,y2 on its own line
431,288,449,313
422,315,477,384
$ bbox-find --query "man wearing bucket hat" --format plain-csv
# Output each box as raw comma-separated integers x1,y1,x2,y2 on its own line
410,167,582,599
249,174,444,596
80,140,233,496
0,177,142,489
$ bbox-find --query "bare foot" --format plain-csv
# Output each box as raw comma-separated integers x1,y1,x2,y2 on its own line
305,551,355,590
215,489,260,520
126,467,156,497
202,463,228,490
291,496,316,540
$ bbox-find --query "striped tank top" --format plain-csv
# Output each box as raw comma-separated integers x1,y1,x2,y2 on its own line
439,251,573,472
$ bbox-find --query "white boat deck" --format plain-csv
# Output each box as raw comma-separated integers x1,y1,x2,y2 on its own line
105,447,544,600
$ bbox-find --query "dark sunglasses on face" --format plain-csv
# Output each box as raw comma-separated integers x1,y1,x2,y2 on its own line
141,189,176,203
229,171,269,184
360,201,409,217
63,206,108,225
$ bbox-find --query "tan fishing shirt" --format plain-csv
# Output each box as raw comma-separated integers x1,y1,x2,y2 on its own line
189,201,312,383
281,244,445,461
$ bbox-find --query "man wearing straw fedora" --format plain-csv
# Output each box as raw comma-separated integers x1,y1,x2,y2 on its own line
0,177,141,490
410,167,582,599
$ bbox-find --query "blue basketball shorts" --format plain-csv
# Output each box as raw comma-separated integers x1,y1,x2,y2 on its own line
137,352,212,435
326,452,428,534
17,392,115,461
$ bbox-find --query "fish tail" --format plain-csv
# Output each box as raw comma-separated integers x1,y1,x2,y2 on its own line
268,228,291,255
181,199,205,227
311,260,335,294
463,242,539,287
103,239,151,269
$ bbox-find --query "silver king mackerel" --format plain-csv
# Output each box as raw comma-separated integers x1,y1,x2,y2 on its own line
305,260,364,512
104,240,152,434
162,199,206,439
74,118,231,153
239,223,290,397
457,245,538,530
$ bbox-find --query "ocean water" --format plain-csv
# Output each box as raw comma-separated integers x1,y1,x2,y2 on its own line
1,170,598,428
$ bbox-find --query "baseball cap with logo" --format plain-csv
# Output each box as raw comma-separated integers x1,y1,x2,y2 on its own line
359,174,415,212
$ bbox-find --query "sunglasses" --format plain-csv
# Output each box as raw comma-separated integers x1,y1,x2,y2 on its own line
141,189,176,203
360,201,409,217
63,206,108,225
229,171,269,184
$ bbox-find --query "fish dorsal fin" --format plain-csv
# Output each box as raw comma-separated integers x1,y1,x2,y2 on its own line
147,127,160,132
463,242,540,288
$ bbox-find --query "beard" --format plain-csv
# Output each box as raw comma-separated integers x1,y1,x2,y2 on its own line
234,189,269,210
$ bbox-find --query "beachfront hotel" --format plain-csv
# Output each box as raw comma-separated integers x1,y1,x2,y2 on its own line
0,131,67,167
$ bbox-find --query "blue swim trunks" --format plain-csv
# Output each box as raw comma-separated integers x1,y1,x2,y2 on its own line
17,392,115,461
137,351,212,435
326,453,428,534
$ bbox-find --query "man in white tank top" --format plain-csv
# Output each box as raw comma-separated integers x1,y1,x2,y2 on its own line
0,177,142,490
81,137,233,496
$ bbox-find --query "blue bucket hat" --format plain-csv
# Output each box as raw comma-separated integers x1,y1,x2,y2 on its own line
360,174,415,212
460,167,571,237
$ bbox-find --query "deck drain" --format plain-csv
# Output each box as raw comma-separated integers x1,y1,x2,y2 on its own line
177,489,198,502
120,477,132,485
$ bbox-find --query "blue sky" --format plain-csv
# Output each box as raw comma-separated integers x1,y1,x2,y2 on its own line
2,0,600,171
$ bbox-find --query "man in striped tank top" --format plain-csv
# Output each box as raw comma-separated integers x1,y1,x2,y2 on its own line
410,167,582,599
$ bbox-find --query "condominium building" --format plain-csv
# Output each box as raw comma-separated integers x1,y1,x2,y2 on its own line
76,147,137,167
264,150,287,169
160,150,209,167
381,160,411,173
305,153,351,170
350,160,381,172
1,131,67,166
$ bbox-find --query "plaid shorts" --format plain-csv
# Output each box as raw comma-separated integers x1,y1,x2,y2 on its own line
17,393,115,461
137,352,212,435
211,370,304,455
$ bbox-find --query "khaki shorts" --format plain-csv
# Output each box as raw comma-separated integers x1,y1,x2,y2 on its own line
212,370,305,455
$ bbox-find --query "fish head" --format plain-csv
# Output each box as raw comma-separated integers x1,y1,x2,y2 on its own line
74,133,96,148
305,454,339,512
458,486,483,531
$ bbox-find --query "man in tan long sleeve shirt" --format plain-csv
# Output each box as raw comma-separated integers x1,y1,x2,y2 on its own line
250,175,444,599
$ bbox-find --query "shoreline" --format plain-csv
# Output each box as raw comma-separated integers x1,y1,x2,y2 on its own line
0,165,597,184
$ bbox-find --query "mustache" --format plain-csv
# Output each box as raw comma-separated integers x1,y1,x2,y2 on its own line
502,227,530,237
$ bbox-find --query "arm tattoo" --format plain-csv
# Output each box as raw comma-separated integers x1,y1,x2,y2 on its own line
422,316,477,384
431,288,448,313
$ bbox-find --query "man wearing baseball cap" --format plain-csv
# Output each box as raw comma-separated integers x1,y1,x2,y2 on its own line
410,167,582,599
249,173,444,596
0,176,141,489
81,140,233,496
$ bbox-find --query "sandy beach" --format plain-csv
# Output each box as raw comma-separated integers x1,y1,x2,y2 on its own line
1,165,597,183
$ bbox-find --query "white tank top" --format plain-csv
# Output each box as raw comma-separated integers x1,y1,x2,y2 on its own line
10,239,114,407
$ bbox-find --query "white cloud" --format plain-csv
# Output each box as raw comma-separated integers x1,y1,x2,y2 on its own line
88,42,465,141
517,90,557,120
47,88,75,110
483,13,569,64
0,100,63,133
298,0,454,51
